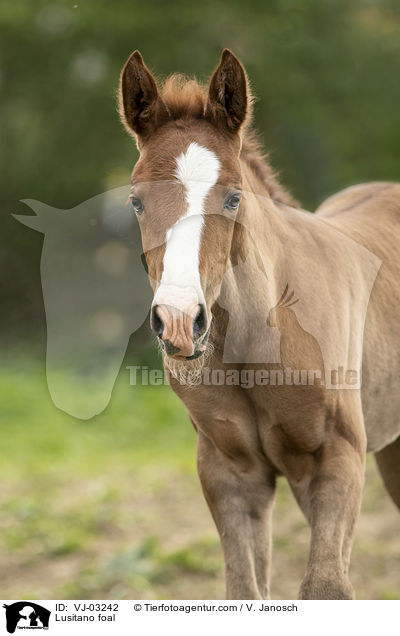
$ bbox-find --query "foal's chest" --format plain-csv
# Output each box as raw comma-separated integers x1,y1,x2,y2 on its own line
174,376,330,477
248,384,330,471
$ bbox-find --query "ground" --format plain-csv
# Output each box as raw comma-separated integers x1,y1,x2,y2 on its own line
0,357,399,600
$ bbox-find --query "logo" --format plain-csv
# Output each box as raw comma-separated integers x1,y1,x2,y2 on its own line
2,603,50,633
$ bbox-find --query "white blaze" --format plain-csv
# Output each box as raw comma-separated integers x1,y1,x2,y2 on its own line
153,142,220,313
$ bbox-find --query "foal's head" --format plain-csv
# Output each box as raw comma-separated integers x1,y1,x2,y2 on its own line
119,49,249,360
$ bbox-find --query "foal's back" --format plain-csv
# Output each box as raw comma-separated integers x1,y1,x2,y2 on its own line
316,182,400,453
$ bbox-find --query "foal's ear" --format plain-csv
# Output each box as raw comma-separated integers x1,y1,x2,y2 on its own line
205,49,248,134
119,50,170,143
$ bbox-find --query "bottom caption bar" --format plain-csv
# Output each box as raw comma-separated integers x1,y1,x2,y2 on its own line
0,599,397,634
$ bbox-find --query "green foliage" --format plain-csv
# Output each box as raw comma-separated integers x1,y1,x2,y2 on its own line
2,0,400,334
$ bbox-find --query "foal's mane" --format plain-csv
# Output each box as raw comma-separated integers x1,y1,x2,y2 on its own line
159,74,299,207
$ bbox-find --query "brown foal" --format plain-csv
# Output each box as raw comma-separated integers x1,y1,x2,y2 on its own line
119,49,400,599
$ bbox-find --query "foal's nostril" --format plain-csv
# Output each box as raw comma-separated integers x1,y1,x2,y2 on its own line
151,305,164,338
193,305,207,337
164,339,181,355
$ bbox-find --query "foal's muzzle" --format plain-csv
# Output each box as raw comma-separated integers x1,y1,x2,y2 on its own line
151,303,208,359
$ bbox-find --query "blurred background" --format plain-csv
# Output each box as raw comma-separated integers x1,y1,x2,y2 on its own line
1,0,399,599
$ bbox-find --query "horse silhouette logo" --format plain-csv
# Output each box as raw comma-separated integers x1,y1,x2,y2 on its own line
2,602,50,633
14,186,152,419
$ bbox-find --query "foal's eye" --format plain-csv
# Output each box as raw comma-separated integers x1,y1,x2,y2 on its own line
224,193,241,212
130,195,144,215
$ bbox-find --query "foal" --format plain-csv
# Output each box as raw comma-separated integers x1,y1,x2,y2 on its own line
119,49,400,599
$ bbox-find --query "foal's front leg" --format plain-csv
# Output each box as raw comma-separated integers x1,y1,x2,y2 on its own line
290,408,366,599
197,432,276,600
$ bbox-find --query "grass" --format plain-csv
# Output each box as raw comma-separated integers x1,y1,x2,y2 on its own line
0,353,399,599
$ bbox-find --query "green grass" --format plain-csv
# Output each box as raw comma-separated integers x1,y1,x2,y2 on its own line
0,356,195,479
0,353,399,599
0,353,208,598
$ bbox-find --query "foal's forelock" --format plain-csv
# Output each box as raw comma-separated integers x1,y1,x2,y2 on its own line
152,142,221,317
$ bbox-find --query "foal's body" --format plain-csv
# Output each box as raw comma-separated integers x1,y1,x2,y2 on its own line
318,182,400,452
172,178,400,599
119,49,400,599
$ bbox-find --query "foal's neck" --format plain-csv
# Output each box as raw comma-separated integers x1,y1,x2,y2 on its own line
214,159,320,363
